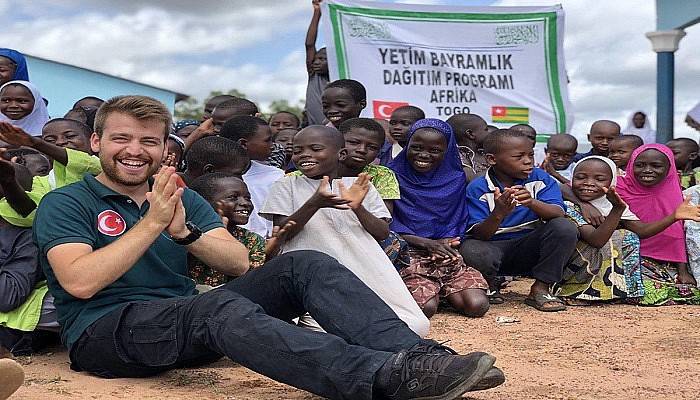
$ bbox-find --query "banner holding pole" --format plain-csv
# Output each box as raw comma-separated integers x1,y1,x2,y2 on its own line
323,0,573,137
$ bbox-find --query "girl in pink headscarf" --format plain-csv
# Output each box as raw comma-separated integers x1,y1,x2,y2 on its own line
617,144,700,305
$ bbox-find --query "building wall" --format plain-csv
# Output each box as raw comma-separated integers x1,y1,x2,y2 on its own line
25,56,177,117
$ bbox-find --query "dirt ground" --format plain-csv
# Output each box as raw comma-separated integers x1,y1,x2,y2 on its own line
10,279,700,400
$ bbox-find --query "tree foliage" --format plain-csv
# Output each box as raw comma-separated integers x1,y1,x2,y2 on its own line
174,89,303,122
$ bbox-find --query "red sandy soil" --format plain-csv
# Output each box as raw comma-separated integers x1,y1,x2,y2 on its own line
10,279,700,399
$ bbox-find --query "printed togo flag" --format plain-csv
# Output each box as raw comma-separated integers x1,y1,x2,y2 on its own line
491,106,529,124
373,100,409,119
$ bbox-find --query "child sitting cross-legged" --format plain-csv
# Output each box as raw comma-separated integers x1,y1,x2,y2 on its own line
554,156,700,305
260,125,429,337
188,173,294,289
616,144,700,304
388,119,490,318
460,129,579,312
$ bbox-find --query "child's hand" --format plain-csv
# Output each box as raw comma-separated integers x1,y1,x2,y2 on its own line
162,152,177,168
0,122,35,147
214,200,231,227
493,187,517,217
602,185,627,209
312,0,323,11
338,173,370,210
510,185,533,206
540,155,555,175
309,176,351,210
579,202,604,226
421,238,462,261
674,195,700,221
438,237,461,248
265,220,297,256
0,148,17,183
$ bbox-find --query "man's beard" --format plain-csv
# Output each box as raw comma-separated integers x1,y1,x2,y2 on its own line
99,154,158,187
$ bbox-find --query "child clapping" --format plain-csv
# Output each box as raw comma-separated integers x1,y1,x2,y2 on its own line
261,125,429,336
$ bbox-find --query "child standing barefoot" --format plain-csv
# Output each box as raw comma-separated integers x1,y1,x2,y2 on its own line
261,126,429,336
389,119,489,318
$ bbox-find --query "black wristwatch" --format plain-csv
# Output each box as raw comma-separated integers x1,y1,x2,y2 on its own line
172,221,202,245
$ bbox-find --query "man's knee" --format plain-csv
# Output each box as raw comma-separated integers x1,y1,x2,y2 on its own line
197,287,264,319
275,250,343,274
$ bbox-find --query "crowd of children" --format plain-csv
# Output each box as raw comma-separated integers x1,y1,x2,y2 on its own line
2,2,700,396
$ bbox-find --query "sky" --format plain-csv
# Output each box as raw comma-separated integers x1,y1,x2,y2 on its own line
1,0,698,141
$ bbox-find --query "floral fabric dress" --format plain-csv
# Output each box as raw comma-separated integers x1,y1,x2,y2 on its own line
555,203,644,301
188,226,265,287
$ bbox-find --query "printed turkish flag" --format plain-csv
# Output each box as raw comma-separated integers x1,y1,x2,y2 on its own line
373,100,409,119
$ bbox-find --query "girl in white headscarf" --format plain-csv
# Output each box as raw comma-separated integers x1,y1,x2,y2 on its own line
0,80,49,136
622,111,656,144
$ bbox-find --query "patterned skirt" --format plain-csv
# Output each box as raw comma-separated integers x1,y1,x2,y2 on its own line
639,258,700,306
555,229,644,301
399,248,488,307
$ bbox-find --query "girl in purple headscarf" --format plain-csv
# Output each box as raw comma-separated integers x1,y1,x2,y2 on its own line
389,118,489,318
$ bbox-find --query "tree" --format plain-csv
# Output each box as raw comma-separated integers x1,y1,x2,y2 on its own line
174,97,202,121
174,89,305,123
174,89,248,121
264,99,304,120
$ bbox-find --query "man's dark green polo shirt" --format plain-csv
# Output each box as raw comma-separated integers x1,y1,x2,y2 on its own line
33,174,223,349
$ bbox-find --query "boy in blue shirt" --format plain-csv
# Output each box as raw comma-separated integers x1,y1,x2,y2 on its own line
460,129,578,312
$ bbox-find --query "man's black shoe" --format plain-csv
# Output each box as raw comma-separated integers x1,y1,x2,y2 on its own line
410,340,505,392
375,346,496,400
470,367,505,391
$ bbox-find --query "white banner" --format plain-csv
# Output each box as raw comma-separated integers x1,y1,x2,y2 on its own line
323,0,573,137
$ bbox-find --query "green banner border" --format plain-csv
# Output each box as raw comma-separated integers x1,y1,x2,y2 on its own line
327,3,567,133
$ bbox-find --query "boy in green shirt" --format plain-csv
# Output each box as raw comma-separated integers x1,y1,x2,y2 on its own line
0,119,101,227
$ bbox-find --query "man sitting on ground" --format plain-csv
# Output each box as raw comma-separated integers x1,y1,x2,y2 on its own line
34,95,504,400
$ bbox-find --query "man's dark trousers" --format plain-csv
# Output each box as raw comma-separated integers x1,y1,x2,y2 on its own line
69,251,422,400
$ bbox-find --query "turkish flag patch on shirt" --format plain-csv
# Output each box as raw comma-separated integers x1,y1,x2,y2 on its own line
97,210,127,236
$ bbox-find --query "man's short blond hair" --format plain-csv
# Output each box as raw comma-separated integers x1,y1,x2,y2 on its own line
94,95,172,138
